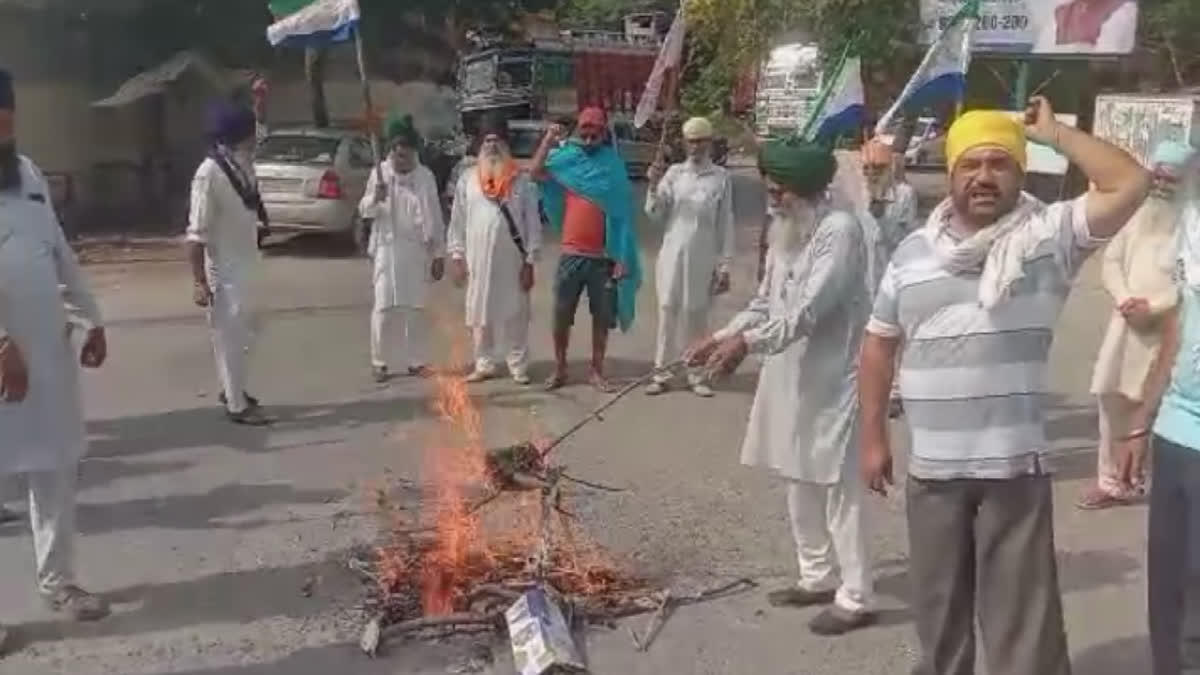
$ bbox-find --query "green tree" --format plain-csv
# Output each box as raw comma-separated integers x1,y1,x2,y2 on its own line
1140,0,1200,89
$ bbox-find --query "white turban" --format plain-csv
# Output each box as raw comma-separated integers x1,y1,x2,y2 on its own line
682,117,714,140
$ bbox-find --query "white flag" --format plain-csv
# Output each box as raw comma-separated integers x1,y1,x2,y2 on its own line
634,5,686,129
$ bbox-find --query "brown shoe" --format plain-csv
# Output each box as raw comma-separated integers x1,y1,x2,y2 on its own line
809,606,876,636
44,584,110,622
766,587,836,608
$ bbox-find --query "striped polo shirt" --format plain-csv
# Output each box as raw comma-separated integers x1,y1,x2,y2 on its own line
867,197,1102,480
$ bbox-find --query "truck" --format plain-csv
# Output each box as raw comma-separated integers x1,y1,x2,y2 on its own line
755,42,822,138
1092,93,1200,168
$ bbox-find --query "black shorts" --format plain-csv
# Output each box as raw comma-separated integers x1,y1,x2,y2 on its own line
553,255,616,330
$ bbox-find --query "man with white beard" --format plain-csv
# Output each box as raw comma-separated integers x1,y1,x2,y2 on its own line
685,139,875,636
359,113,445,383
448,116,542,385
187,102,271,425
644,116,734,397
0,68,111,648
1078,140,1194,511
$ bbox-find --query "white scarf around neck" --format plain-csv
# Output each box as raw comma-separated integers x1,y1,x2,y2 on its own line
925,191,1047,309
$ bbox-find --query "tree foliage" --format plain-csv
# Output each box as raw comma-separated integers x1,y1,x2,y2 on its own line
1139,0,1200,89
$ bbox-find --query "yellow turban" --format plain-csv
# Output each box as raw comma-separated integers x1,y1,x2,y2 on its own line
682,116,714,140
946,111,1027,173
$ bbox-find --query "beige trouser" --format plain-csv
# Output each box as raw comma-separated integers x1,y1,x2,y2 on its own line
653,306,710,386
371,306,428,370
1096,393,1141,499
472,298,531,379
787,477,873,614
6,468,78,596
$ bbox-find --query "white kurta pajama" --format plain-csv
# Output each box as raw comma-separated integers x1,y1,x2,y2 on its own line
1089,206,1178,497
645,160,735,384
447,168,542,379
0,156,103,595
714,207,873,613
187,155,262,414
359,162,445,371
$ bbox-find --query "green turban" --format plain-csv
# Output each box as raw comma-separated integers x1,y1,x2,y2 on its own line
385,112,421,148
758,138,836,198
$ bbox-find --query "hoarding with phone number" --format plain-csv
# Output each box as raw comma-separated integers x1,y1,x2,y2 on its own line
921,0,1138,56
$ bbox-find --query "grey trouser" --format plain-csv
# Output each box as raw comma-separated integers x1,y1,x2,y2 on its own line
1149,436,1200,675
907,475,1071,675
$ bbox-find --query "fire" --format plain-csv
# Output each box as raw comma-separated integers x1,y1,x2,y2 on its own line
371,321,643,623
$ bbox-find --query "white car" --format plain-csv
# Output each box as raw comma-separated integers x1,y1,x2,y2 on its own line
255,128,375,250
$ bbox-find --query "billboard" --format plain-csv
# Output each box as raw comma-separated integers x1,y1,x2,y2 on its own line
920,0,1139,55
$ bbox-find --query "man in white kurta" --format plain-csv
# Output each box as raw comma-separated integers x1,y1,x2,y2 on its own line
0,69,111,641
186,103,269,425
449,121,541,385
686,139,874,636
359,113,445,382
645,117,734,397
1080,140,1193,510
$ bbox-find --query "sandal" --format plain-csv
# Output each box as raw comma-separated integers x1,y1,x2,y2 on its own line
544,372,567,391
1075,485,1132,511
589,372,614,393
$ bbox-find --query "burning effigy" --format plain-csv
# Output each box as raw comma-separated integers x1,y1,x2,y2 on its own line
353,355,756,671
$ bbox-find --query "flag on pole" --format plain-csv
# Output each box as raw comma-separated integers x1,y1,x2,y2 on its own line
267,0,361,48
874,0,978,136
634,3,686,129
802,55,865,143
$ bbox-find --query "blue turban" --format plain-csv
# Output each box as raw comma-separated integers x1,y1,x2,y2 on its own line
1151,140,1197,169
207,102,256,146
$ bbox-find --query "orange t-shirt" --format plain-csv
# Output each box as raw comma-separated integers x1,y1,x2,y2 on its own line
561,190,606,257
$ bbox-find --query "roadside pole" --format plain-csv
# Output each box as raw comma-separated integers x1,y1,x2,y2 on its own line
352,26,385,187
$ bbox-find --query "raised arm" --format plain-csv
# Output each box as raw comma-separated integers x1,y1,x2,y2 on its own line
1025,96,1150,239
530,124,566,182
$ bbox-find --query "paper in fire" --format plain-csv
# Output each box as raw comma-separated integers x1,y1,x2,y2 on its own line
505,588,586,675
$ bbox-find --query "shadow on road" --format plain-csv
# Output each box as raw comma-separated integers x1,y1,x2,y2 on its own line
7,550,362,652
1072,635,1151,674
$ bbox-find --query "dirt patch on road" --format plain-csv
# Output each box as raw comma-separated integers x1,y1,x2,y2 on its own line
74,238,187,266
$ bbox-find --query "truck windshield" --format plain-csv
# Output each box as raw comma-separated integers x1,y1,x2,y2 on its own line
257,136,340,164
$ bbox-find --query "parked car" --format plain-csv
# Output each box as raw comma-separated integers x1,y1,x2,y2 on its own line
875,116,947,168
255,127,374,250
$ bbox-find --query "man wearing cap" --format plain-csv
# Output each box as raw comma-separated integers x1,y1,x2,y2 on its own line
859,97,1149,674
1117,144,1200,674
359,113,445,383
1079,140,1194,512
0,68,111,644
685,139,874,636
532,107,641,392
448,116,541,385
186,101,271,425
644,116,734,398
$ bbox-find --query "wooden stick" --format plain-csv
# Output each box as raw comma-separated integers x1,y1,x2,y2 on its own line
379,612,501,639
635,590,673,652
352,26,385,188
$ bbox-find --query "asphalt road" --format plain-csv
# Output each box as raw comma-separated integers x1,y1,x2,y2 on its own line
0,171,1150,674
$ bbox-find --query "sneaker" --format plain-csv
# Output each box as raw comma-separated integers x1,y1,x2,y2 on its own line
44,585,110,622
372,366,390,383
511,372,532,386
645,381,668,396
808,606,876,636
691,383,715,398
227,407,273,427
408,366,433,378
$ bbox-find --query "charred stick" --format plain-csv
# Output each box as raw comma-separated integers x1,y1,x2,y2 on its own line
380,612,502,639
635,590,673,652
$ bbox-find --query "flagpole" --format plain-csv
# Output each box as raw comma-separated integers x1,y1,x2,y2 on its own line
352,25,384,185
799,37,856,141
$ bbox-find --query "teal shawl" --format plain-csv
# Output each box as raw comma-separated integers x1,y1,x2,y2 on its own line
539,140,642,332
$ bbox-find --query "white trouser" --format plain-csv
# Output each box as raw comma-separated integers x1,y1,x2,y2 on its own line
371,306,428,370
208,285,252,414
1097,393,1140,498
10,468,78,596
473,297,531,378
654,306,710,385
787,477,873,614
